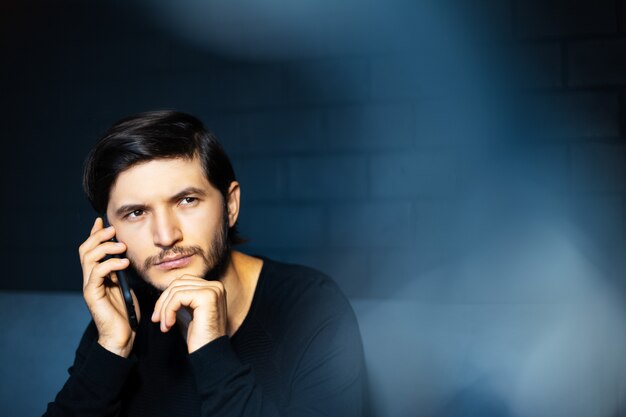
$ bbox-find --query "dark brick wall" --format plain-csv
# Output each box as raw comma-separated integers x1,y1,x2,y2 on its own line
0,0,624,301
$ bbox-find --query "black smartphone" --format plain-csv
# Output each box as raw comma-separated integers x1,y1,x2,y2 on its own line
102,215,139,331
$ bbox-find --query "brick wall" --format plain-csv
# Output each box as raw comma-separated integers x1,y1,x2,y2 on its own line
212,0,626,299
1,0,624,300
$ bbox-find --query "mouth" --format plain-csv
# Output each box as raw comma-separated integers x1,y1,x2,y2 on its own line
154,254,194,270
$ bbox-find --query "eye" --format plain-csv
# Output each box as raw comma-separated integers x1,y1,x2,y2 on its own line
180,197,197,206
127,209,144,219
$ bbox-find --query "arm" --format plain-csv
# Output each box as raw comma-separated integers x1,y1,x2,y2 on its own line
187,308,368,417
42,322,137,417
43,217,141,416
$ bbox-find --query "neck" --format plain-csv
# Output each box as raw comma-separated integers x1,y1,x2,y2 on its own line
174,251,263,339
217,251,263,336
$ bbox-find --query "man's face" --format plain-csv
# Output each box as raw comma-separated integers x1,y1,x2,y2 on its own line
106,157,234,291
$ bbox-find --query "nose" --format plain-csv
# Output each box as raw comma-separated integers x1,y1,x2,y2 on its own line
152,208,183,248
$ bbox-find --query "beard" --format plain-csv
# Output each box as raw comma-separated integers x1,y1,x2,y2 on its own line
127,202,232,293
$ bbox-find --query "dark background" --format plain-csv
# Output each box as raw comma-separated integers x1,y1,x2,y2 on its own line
2,1,626,416
1,0,625,298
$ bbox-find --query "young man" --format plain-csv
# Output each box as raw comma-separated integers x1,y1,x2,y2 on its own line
44,110,368,416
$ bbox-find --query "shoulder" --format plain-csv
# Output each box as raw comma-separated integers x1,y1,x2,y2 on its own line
262,258,351,312
253,257,358,338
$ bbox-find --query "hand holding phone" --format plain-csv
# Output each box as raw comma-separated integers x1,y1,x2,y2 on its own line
102,215,139,331
79,217,140,357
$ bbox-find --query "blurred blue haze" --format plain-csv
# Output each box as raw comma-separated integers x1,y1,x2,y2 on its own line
1,0,625,416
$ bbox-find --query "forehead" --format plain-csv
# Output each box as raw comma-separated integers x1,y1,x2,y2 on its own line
108,157,214,205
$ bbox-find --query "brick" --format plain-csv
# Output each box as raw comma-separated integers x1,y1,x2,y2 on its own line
370,151,457,198
371,53,467,103
231,157,286,202
448,0,514,40
322,250,371,298
522,92,620,139
288,156,367,200
415,201,460,249
329,202,413,248
2,152,87,212
414,99,459,145
525,145,570,191
367,249,452,298
571,144,626,192
512,42,562,89
568,39,626,86
460,145,569,192
0,246,85,291
469,42,562,90
207,63,283,109
284,58,369,104
415,97,510,145
238,204,325,248
69,74,217,119
570,194,624,246
371,55,422,100
515,0,618,38
327,103,414,150
241,109,325,153
204,112,244,154
107,65,275,114
2,205,94,251
69,36,215,81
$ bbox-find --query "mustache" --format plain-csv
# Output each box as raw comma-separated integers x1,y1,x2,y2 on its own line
143,245,205,271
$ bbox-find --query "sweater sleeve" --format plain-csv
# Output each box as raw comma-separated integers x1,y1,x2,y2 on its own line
188,306,368,417
42,321,137,417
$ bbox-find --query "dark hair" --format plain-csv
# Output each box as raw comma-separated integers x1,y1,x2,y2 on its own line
83,110,243,245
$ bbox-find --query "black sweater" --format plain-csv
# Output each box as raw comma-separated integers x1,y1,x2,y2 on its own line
43,258,369,417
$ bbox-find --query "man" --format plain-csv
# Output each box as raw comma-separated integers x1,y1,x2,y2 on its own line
44,110,368,416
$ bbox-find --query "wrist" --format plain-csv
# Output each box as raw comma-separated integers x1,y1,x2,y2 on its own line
98,337,133,358
188,332,225,354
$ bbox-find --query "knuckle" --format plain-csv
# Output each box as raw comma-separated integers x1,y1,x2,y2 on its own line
92,262,108,277
212,284,225,296
206,288,218,300
82,247,97,263
79,243,93,260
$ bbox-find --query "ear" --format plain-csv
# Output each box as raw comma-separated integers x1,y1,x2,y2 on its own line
226,181,240,228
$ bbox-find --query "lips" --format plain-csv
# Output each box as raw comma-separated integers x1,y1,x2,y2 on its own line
154,254,194,270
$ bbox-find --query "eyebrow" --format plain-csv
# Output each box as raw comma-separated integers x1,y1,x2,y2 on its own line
170,187,207,202
113,187,208,219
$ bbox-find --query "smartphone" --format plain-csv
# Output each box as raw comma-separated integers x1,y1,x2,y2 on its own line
102,215,139,331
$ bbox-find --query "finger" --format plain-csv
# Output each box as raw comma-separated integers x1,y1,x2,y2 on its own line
90,217,101,234
79,225,116,259
159,288,212,332
160,284,221,330
81,242,127,287
84,258,129,291
152,284,207,324
151,279,210,321
104,279,126,314
83,241,127,265
170,277,226,293
86,258,129,288
151,279,223,321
